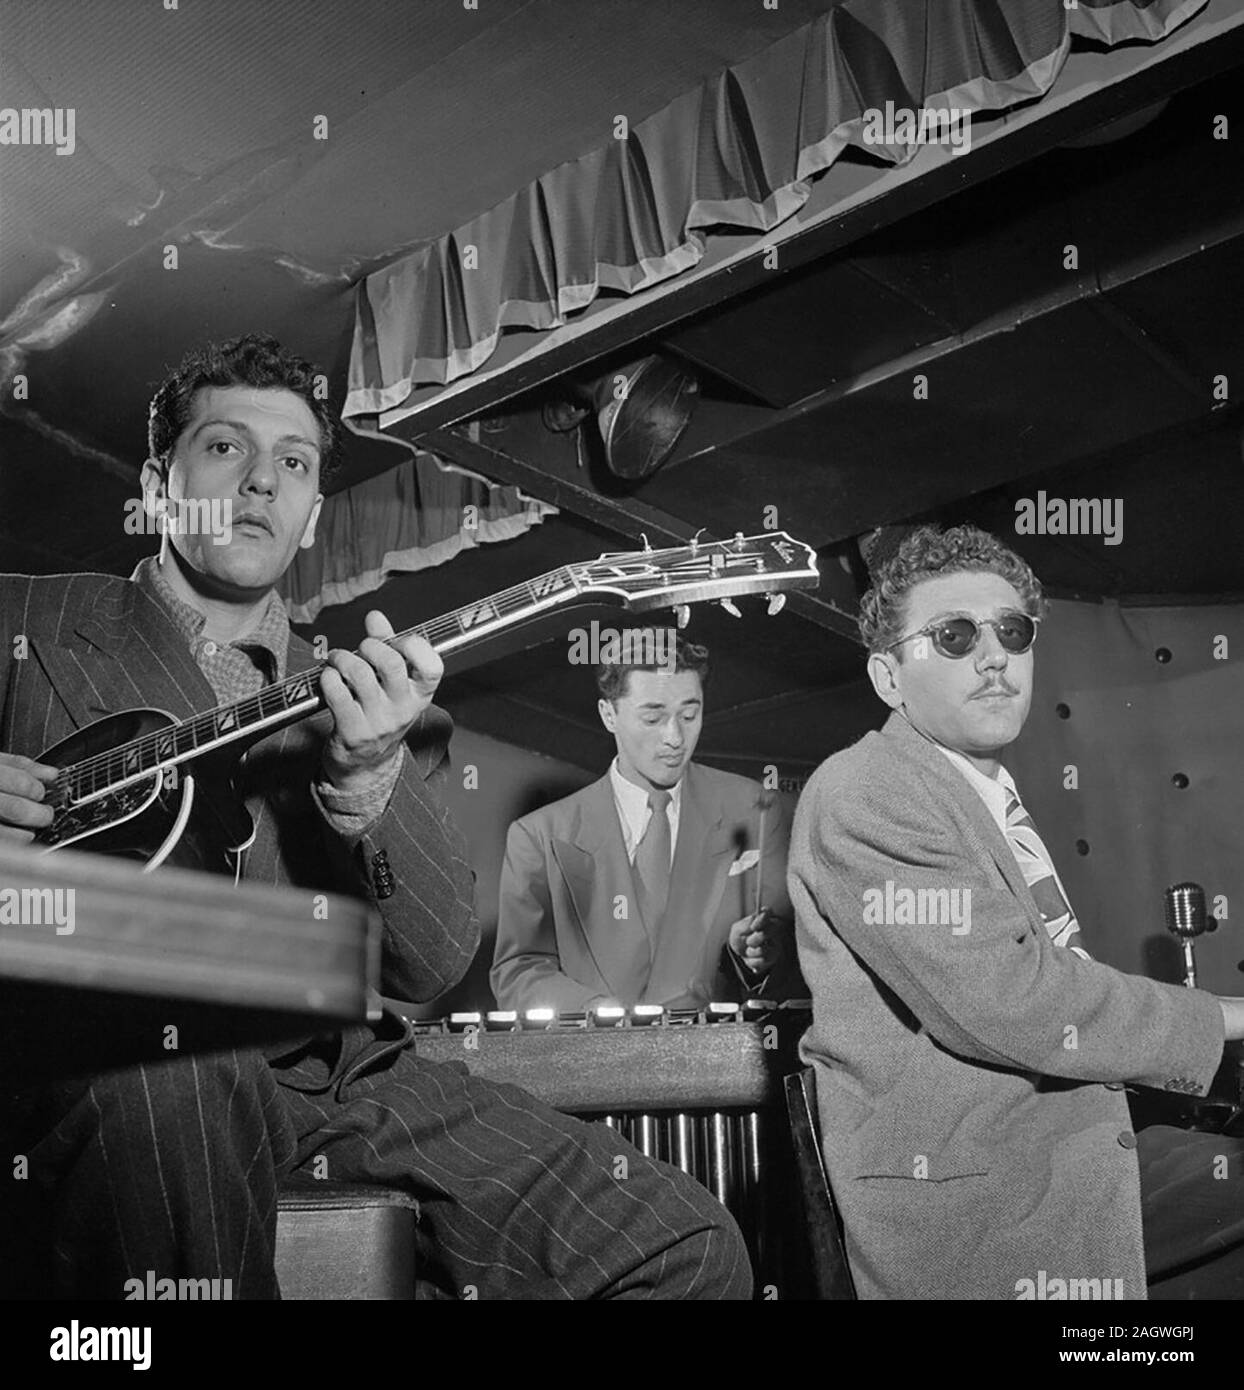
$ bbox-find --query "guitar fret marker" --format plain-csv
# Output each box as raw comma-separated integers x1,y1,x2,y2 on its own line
459,601,499,630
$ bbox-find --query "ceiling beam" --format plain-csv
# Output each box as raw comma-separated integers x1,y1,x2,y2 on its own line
666,212,1244,469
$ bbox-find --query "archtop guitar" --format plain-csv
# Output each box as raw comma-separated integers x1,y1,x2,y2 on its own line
34,532,818,877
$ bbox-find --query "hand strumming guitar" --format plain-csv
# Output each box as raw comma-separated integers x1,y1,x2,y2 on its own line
0,752,58,844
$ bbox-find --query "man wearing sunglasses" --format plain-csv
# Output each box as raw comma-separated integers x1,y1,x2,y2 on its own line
789,523,1244,1299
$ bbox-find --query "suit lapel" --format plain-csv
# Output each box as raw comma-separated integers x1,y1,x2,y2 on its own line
883,713,1045,929
31,580,214,733
557,775,652,999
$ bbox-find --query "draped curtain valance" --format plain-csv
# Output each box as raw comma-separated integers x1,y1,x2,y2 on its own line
346,0,1206,423
279,448,556,624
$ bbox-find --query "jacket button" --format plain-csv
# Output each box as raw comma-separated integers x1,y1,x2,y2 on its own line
1117,1130,1138,1149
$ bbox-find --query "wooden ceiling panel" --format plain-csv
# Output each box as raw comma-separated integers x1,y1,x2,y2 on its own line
643,302,1203,544
664,259,952,408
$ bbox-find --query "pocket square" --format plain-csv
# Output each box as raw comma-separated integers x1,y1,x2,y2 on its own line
728,850,760,876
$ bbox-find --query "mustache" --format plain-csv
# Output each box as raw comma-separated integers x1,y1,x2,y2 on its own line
970,678,1020,698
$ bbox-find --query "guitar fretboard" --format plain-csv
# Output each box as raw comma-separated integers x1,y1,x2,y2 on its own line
61,564,584,803
55,531,816,806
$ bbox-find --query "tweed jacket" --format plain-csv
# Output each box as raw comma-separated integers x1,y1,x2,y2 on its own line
492,761,800,1011
789,711,1224,1300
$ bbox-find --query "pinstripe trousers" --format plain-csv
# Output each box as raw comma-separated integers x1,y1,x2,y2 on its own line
1,1014,752,1300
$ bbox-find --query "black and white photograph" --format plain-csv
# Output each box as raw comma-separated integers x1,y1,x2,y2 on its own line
1,0,1243,1366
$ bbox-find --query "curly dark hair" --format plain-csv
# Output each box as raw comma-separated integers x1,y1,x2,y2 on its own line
858,524,1049,655
147,333,340,481
596,632,710,703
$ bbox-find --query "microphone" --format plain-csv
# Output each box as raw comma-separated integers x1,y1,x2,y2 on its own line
1165,883,1214,988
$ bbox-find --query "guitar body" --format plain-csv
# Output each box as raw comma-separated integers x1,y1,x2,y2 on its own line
36,710,255,876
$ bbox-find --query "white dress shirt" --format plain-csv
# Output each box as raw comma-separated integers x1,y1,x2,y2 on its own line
931,741,1016,838
608,758,682,867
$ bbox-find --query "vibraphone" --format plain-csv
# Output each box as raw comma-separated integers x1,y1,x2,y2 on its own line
407,1000,813,1293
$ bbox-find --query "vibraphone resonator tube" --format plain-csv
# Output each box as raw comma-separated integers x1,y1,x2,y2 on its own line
408,1000,812,1288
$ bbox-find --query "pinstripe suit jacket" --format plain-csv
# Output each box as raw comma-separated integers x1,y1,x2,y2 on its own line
0,571,479,1013
789,711,1225,1300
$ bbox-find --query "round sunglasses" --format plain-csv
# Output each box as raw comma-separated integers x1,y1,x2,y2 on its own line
885,611,1039,659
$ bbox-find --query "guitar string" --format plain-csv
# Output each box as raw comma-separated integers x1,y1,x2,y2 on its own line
61,563,585,792
59,545,801,798
59,543,782,795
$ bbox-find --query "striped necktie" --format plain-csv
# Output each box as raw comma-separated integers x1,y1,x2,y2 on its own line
633,788,672,931
1003,788,1091,959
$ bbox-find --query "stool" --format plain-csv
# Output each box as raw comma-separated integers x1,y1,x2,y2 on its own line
275,1182,420,1299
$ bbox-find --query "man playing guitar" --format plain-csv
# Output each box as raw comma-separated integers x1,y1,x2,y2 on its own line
0,333,751,1300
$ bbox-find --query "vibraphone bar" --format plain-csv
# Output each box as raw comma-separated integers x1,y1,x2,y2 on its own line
406,1000,813,1288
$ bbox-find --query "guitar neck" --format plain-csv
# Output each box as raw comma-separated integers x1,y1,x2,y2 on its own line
59,530,818,805
64,563,586,802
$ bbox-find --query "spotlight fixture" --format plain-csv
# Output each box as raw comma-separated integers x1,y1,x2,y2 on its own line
542,355,700,481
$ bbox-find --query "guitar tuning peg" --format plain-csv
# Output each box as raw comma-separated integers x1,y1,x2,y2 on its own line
733,532,745,550
766,593,786,616
640,533,653,553
674,605,691,629
719,599,742,618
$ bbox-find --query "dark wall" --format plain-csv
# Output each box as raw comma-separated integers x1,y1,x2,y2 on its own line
1006,597,1243,993
414,725,597,1016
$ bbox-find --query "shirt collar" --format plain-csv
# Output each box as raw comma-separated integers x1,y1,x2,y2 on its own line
930,740,1017,834
608,757,684,816
131,555,290,681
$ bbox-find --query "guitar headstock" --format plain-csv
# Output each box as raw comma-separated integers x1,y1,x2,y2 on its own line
574,532,818,613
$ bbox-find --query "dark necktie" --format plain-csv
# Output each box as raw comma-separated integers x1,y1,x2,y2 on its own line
634,788,672,931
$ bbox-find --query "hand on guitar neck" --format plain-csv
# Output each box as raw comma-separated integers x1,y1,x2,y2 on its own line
318,609,444,796
13,532,819,870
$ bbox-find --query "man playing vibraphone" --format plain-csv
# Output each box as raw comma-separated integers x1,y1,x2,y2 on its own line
0,333,752,1301
790,523,1244,1299
492,634,803,1013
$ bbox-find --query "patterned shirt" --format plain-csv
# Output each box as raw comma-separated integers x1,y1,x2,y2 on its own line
130,555,402,835
132,555,289,697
